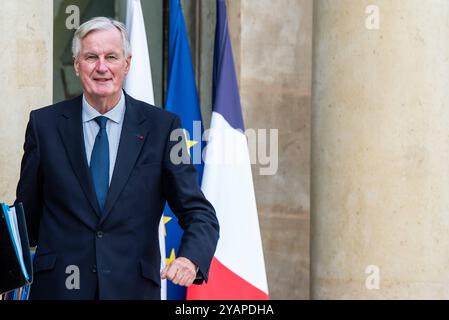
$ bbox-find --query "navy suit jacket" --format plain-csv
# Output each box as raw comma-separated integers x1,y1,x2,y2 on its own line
15,92,219,300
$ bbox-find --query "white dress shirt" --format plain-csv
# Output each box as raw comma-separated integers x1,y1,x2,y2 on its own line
82,92,126,184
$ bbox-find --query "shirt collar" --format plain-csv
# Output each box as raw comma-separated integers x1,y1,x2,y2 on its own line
82,91,126,124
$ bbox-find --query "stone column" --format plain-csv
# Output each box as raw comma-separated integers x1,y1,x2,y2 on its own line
0,0,53,203
312,0,449,298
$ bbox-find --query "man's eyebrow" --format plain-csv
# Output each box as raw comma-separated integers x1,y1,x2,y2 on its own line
105,51,121,55
82,51,121,56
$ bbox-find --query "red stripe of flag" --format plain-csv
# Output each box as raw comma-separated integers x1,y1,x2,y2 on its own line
187,257,269,300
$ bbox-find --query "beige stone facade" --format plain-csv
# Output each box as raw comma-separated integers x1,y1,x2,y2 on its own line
0,0,53,203
312,0,449,299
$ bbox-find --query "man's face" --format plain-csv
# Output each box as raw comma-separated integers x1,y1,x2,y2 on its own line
74,28,131,101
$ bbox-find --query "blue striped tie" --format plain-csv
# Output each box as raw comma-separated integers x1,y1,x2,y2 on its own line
90,116,109,212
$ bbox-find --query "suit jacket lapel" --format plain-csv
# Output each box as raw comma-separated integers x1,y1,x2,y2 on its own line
57,96,101,217
100,94,148,224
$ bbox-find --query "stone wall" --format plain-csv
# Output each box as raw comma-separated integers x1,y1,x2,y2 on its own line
0,0,53,203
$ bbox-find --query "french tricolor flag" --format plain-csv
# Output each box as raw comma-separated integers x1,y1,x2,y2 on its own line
186,0,269,300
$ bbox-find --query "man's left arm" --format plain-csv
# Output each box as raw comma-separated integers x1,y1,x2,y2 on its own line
161,115,219,287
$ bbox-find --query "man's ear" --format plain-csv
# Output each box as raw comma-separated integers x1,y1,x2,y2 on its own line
73,57,80,76
124,55,132,75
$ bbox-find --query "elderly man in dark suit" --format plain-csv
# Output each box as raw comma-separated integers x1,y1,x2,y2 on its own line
16,17,219,300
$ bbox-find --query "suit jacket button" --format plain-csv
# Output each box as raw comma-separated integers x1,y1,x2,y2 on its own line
96,231,104,239
92,265,97,273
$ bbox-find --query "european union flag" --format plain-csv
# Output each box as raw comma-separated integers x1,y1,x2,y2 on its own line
164,0,204,300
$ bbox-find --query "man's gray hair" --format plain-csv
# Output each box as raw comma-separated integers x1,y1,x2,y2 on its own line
72,17,132,58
